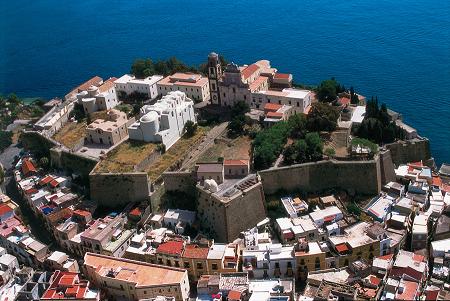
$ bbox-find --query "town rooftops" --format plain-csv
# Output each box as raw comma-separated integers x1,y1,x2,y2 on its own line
156,240,184,256
84,253,187,286
114,74,163,85
41,270,99,300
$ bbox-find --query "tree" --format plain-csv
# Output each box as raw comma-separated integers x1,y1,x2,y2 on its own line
305,132,323,161
231,101,250,116
0,131,13,152
227,115,246,138
39,157,49,168
131,59,155,78
184,120,197,137
0,167,4,184
350,87,359,105
287,113,307,139
306,103,339,132
317,78,340,103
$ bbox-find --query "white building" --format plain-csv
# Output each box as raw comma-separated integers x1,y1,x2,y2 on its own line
309,206,343,228
76,78,119,114
431,238,450,258
128,91,196,149
253,88,312,114
242,240,295,279
115,74,163,100
163,209,196,234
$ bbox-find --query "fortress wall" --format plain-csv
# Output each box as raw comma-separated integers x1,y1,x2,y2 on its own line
385,138,431,166
224,182,267,242
89,172,151,207
162,171,196,194
259,159,381,195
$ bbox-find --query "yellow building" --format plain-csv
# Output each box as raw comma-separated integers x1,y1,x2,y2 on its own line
83,253,190,301
206,243,240,275
295,240,326,280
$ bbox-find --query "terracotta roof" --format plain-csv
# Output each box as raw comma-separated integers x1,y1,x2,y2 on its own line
129,208,142,216
224,160,249,167
183,245,209,259
242,64,260,80
98,78,117,93
228,290,242,300
432,175,442,187
335,243,349,253
49,179,59,188
73,209,91,217
369,275,381,286
22,158,36,176
75,76,103,93
264,103,282,111
408,161,424,168
339,97,351,106
156,240,184,256
274,73,291,79
0,204,13,216
25,188,39,195
377,254,394,261
84,253,187,286
39,175,54,186
395,280,418,301
412,254,425,262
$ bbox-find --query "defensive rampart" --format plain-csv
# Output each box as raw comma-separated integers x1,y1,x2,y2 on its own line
259,158,382,195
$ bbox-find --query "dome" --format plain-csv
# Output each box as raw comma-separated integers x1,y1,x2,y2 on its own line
140,111,158,122
208,52,219,58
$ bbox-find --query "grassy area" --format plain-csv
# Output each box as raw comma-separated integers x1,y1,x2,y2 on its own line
199,135,251,162
53,121,86,149
351,137,379,153
95,141,157,173
147,127,207,181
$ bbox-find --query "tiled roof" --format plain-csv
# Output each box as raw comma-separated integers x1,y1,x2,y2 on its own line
274,73,291,79
22,158,36,176
224,160,249,167
0,204,13,216
335,243,349,253
129,208,142,216
264,103,282,111
156,240,184,256
39,175,54,186
228,290,242,300
242,64,259,80
183,245,209,259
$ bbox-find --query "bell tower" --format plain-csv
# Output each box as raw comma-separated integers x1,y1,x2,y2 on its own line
208,52,222,105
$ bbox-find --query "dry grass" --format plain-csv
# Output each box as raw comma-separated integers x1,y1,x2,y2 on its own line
199,135,251,162
53,121,86,149
95,141,157,173
147,127,207,181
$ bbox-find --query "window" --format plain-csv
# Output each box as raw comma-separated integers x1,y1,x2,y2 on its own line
196,262,203,269
275,262,280,268
233,87,236,93
184,262,190,268
212,263,218,270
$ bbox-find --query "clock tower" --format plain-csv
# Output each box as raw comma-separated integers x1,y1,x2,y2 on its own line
207,52,222,105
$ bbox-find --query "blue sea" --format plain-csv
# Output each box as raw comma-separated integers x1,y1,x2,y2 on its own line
1,0,449,165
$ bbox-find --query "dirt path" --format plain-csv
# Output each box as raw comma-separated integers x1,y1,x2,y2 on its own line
180,122,229,169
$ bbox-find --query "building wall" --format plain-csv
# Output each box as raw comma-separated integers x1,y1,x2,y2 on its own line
158,83,210,102
251,92,311,114
197,188,227,242
89,172,151,207
224,182,267,242
259,158,382,195
116,81,160,100
338,241,380,267
86,121,130,146
296,252,327,280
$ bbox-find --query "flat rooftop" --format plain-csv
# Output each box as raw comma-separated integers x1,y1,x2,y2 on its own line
84,253,186,286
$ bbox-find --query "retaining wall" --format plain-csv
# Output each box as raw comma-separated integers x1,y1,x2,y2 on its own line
385,138,431,166
89,172,151,207
259,158,382,195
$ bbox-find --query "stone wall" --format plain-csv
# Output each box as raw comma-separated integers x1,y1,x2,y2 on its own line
51,148,98,177
224,182,267,242
89,172,151,207
197,179,267,243
259,158,382,195
384,138,431,166
20,131,56,157
162,171,196,195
